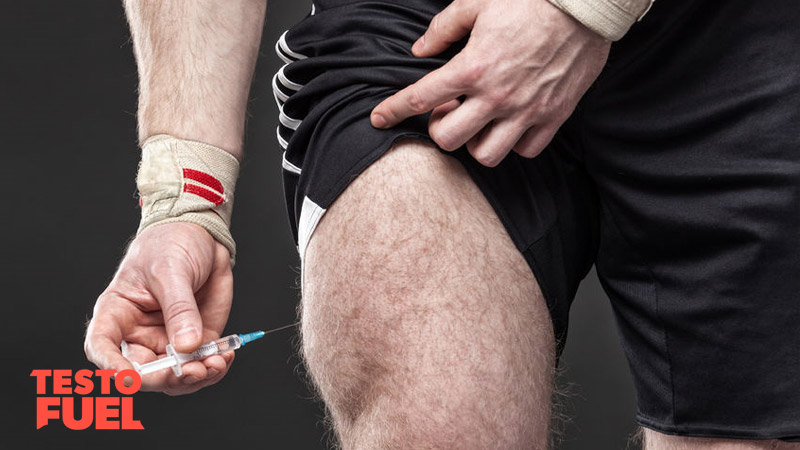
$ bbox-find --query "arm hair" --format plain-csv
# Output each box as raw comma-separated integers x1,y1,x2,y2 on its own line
124,0,267,159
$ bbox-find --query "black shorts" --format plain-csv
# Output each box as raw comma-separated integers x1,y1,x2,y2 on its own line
272,0,800,441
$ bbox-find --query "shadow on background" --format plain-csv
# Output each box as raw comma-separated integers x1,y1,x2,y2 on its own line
0,1,637,448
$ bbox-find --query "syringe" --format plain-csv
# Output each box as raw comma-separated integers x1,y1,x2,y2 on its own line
128,331,265,377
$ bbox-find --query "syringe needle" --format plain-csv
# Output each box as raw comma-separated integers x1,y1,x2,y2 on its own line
262,321,301,335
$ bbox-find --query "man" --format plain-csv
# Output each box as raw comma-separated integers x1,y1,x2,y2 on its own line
84,0,800,448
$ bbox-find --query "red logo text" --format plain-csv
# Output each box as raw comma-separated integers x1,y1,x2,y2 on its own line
31,369,144,430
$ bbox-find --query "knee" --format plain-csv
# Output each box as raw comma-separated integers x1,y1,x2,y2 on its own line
299,285,550,450
300,318,389,427
303,336,543,449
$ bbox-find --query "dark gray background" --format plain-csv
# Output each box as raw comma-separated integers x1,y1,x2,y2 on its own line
1,1,638,448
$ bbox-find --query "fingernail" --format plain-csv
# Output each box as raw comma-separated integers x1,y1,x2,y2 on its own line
174,327,199,349
183,376,199,385
207,369,220,378
371,112,387,128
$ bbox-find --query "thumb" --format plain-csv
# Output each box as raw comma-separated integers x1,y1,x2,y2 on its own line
413,0,476,57
149,264,204,353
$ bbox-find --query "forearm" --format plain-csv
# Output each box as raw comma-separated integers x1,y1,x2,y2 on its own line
125,0,267,160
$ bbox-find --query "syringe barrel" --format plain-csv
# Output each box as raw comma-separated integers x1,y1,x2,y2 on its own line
190,334,242,359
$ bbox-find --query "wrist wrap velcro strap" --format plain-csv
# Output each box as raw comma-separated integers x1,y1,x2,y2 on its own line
547,0,654,41
136,134,239,264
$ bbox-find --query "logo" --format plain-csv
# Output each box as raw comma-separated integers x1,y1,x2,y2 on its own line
31,369,144,430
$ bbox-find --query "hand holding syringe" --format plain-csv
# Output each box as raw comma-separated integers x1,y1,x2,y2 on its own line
122,323,297,377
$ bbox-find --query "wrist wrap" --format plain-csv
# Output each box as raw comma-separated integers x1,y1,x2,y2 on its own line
136,134,239,264
547,0,654,41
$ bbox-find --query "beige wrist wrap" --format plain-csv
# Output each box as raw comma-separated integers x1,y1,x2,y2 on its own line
548,0,654,41
136,135,239,264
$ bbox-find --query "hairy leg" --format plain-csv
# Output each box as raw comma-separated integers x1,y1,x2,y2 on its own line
301,140,556,450
643,428,800,450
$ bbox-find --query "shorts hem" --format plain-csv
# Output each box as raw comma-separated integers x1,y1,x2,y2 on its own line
636,413,800,442
321,131,433,208
446,154,565,354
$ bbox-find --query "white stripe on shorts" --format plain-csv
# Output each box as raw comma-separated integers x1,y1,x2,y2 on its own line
279,110,302,130
277,126,289,149
278,65,304,91
278,31,308,61
298,196,326,258
282,152,302,175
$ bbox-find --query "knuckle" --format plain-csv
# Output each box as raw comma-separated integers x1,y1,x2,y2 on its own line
213,243,232,268
527,99,550,119
430,128,457,151
406,89,428,114
485,86,515,110
474,149,500,167
149,254,186,276
519,146,545,158
479,156,500,167
518,139,546,158
555,103,576,123
484,91,505,108
507,95,531,115
429,14,443,37
92,292,111,314
83,339,93,362
460,61,486,87
531,98,572,123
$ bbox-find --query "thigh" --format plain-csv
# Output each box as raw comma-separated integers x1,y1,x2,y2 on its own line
301,140,555,450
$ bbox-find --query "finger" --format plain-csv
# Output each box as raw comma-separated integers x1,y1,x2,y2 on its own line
120,341,157,366
155,362,207,396
147,262,204,353
173,353,233,390
161,357,233,396
428,98,494,151
201,355,228,378
430,98,461,121
85,315,136,374
122,343,184,393
468,119,525,167
371,62,465,129
222,350,235,367
123,324,170,354
134,350,214,393
120,343,171,392
177,360,209,384
465,130,483,155
429,99,461,149
166,325,231,390
413,0,477,57
514,124,559,159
